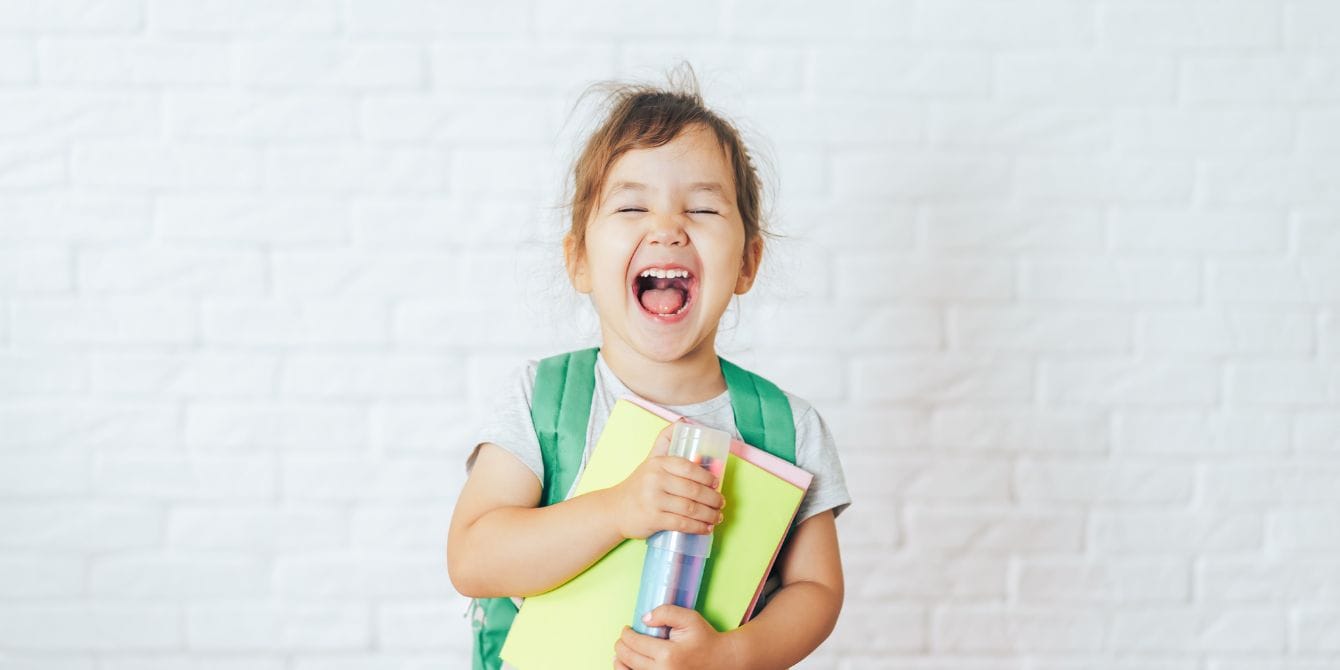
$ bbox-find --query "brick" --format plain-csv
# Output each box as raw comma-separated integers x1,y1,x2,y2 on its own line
185,402,368,451
0,193,151,242
1141,309,1312,355
0,503,162,550
0,402,177,450
1093,511,1264,554
932,407,1107,453
430,44,615,92
1016,462,1193,504
820,406,931,454
1200,559,1340,603
187,602,368,650
1015,558,1189,602
929,104,1109,154
93,453,276,500
843,552,1006,600
158,195,349,245
1112,208,1288,255
751,304,940,351
826,603,925,653
239,42,424,88
1271,509,1340,553
168,92,356,140
272,250,458,297
1016,157,1194,202
351,504,454,549
0,137,65,187
1208,463,1340,504
41,39,230,85
150,0,340,34
998,54,1176,104
0,555,84,597
448,147,555,196
0,0,143,32
781,200,918,250
0,353,85,393
394,302,566,349
0,604,178,650
618,46,805,94
1214,259,1340,304
1116,410,1290,456
933,605,1105,651
535,0,720,37
0,91,158,138
953,307,1131,353
1042,359,1219,406
750,100,920,146
852,354,1033,403
1102,1,1281,49
1295,609,1340,653
1295,412,1340,454
0,448,87,496
274,554,453,597
1296,211,1340,258
927,204,1104,251
350,0,525,35
1183,55,1340,104
377,602,469,649
832,153,1011,200
1287,0,1340,49
360,94,560,143
1023,259,1200,303
169,506,344,551
91,352,279,396
813,49,991,98
79,248,266,295
1202,157,1340,205
728,0,913,40
916,0,1094,47
90,554,268,597
265,146,446,193
0,39,36,82
836,256,1014,302
280,353,464,399
1110,608,1286,652
102,657,282,670
73,142,261,189
351,197,545,248
905,509,1084,552
281,455,458,502
0,246,71,293
1229,361,1340,405
1117,109,1293,154
373,401,478,455
201,299,386,346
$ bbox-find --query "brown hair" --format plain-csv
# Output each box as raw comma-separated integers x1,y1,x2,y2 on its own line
562,63,775,264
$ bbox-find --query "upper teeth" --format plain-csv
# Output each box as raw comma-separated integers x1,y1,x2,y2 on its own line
640,268,690,279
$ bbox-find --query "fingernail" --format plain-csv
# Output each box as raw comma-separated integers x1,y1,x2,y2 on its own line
642,612,652,624
717,512,724,523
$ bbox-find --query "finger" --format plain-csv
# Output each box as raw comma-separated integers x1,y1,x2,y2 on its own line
660,475,725,514
644,604,704,632
613,637,653,670
650,423,675,458
620,625,669,660
659,511,714,535
657,487,723,527
656,454,718,489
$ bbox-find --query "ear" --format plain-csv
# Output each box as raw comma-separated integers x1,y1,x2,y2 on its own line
563,232,593,294
734,235,765,295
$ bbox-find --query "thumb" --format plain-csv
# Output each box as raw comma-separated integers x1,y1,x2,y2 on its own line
650,422,678,458
642,604,700,630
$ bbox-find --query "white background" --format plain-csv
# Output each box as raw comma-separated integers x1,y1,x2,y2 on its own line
2,1,1339,668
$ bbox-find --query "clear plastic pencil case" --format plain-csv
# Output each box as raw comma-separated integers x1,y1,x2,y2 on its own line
631,421,731,638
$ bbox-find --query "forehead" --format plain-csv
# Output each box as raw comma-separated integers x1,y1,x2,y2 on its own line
603,125,735,196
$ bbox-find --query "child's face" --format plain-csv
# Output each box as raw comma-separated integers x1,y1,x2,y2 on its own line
566,123,763,363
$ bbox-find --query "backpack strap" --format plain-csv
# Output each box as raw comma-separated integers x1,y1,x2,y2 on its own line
719,356,796,464
531,346,599,507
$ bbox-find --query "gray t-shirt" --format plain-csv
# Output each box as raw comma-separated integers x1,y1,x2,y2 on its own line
464,350,851,651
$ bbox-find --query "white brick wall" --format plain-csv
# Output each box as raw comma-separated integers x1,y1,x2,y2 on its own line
0,1,1336,667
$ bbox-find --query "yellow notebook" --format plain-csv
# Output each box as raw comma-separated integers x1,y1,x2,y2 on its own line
500,397,812,670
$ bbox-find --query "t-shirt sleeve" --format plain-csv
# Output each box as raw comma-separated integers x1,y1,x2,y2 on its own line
465,360,544,484
790,400,852,529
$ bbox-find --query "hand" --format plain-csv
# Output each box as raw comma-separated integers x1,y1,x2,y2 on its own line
608,422,726,540
613,605,739,670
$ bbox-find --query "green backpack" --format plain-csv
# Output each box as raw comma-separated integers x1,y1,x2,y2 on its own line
469,346,796,670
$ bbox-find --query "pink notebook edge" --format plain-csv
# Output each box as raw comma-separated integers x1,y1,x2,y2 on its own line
620,394,812,623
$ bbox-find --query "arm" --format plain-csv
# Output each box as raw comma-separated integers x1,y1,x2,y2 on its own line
725,509,845,669
447,442,623,598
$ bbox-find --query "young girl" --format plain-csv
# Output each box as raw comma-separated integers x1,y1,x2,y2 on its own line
448,68,851,670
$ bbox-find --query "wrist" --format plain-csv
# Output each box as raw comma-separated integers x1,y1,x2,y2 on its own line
721,626,750,670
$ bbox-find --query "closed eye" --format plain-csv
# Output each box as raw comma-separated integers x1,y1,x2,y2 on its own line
616,207,646,213
688,209,719,215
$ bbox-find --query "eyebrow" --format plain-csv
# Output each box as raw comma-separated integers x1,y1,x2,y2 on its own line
603,181,728,203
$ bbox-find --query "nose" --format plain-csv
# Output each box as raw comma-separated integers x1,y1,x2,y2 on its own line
647,212,688,247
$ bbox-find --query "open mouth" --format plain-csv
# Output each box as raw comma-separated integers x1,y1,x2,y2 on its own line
631,267,696,320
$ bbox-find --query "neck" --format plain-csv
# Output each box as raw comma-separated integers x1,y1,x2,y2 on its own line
599,336,727,406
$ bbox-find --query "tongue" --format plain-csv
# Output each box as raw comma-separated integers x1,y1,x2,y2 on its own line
639,288,686,315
